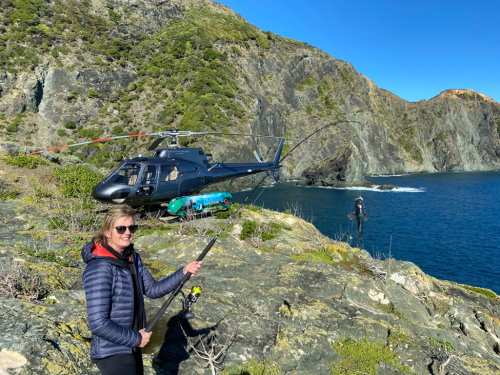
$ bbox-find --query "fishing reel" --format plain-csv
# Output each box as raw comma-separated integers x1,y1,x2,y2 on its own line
181,286,202,320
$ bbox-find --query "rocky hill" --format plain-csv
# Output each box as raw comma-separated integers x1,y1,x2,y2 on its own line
0,0,499,189
0,197,498,375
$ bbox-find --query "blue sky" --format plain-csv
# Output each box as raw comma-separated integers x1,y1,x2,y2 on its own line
214,0,499,103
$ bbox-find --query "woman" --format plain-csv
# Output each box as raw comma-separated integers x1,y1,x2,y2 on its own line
81,205,202,375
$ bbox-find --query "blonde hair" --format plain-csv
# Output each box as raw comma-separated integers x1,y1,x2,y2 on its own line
94,205,137,245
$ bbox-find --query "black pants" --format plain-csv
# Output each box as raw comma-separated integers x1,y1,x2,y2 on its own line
94,350,144,375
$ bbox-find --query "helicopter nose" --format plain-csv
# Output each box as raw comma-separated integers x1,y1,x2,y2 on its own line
93,184,131,203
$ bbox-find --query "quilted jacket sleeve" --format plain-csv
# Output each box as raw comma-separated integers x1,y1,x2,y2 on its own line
135,254,185,299
83,260,141,348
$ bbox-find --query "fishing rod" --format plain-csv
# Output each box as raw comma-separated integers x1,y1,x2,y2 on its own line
145,119,359,332
145,166,271,332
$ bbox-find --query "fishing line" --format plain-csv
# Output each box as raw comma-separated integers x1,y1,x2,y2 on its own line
145,119,360,331
278,119,360,163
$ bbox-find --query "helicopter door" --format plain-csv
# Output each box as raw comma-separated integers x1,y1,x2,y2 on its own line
136,165,157,199
158,164,181,196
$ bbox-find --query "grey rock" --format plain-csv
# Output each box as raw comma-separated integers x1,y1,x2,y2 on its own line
1,205,497,374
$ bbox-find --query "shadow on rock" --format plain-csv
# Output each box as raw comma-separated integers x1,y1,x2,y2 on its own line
152,311,217,375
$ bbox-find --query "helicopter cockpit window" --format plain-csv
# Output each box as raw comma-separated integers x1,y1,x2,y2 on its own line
141,165,157,185
107,163,140,186
160,165,178,182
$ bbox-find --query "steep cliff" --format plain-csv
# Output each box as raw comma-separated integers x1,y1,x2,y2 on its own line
0,0,499,187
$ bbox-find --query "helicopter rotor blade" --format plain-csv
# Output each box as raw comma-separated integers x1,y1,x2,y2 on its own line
26,128,298,155
26,133,151,155
199,131,287,139
147,137,166,151
153,129,290,139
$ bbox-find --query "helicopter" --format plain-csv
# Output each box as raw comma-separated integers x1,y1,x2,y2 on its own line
88,130,285,215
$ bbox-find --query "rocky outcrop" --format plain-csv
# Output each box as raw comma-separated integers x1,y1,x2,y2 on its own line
0,202,498,374
237,51,499,185
0,0,499,188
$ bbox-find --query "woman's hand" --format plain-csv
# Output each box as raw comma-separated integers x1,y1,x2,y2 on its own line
183,261,203,276
138,329,152,348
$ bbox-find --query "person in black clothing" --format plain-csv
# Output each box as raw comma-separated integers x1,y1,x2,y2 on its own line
348,196,367,248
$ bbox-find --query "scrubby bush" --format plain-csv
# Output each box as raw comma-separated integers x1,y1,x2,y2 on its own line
240,220,258,240
77,128,103,139
0,263,50,301
463,285,498,300
64,120,77,129
330,338,412,375
3,154,47,169
47,201,101,233
52,164,103,198
240,219,289,241
222,359,283,375
0,187,20,200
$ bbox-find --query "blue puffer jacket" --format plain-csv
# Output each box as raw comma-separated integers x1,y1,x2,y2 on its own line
81,241,185,360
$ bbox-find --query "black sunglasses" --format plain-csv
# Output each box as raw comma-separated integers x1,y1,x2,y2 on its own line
114,225,138,234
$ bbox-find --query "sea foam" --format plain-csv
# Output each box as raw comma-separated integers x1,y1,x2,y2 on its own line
335,185,425,193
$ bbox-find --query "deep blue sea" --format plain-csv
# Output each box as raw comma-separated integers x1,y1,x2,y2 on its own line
234,171,500,294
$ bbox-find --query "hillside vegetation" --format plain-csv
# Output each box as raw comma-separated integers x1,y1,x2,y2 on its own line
0,0,498,187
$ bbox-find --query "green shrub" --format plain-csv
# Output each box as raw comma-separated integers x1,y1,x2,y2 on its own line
6,122,19,133
9,0,46,27
0,188,20,200
463,285,498,300
52,164,103,198
3,154,47,169
222,359,283,375
111,125,124,135
330,338,413,375
6,114,23,133
240,220,258,240
66,91,79,102
215,209,232,219
428,337,454,350
239,220,287,241
77,128,104,139
47,201,100,233
32,182,53,198
262,222,288,240
88,88,98,97
64,120,77,129
297,76,316,90
291,249,338,265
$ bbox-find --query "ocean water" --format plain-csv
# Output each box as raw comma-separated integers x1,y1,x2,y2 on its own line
233,171,500,294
